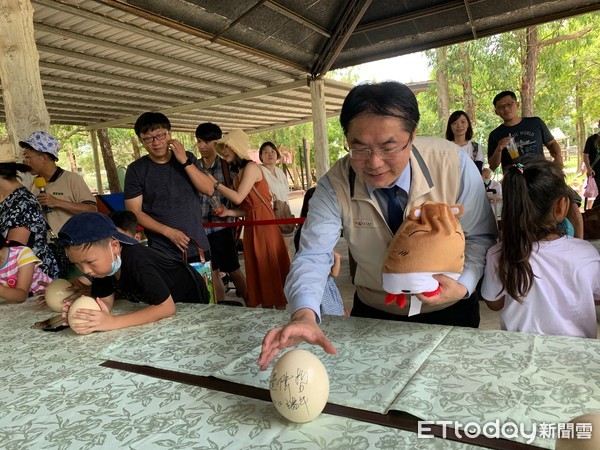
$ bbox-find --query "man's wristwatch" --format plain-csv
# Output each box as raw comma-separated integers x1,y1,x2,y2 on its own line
181,157,192,168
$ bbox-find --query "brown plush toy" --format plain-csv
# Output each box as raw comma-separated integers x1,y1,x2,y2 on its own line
382,202,465,309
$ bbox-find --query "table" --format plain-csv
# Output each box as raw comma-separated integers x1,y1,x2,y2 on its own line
2,300,599,449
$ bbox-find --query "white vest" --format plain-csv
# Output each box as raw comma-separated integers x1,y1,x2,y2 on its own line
328,136,461,314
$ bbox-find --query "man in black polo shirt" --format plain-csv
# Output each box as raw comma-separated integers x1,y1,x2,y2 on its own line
124,112,216,264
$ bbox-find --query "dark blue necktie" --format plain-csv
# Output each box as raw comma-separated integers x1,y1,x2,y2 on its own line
382,185,404,234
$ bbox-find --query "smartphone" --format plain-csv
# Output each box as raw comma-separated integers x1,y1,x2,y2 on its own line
42,324,69,332
32,314,68,331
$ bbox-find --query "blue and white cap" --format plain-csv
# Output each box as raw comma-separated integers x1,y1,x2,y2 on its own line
19,131,60,160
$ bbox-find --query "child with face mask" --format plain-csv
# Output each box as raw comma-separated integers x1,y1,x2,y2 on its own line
58,212,209,334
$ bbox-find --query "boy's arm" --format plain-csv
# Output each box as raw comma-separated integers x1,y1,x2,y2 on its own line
67,294,176,334
108,297,176,330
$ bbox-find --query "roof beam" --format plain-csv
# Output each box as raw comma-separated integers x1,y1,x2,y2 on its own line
100,0,306,72
265,1,331,38
34,0,297,80
41,75,195,104
35,23,268,89
310,0,373,78
37,44,242,95
39,61,213,98
463,0,478,39
211,0,269,43
354,0,482,33
85,78,308,130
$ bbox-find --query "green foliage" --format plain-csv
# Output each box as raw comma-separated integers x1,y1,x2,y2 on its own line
420,11,600,153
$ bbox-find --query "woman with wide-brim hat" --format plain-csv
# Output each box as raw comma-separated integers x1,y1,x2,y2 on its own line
209,129,289,309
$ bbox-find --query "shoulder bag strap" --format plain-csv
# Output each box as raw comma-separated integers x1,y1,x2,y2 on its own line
182,237,206,263
251,185,276,218
221,159,233,188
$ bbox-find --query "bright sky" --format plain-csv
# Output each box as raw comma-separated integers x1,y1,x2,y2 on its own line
354,52,431,84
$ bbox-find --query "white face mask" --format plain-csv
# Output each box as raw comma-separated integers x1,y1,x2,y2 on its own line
107,252,122,276
484,179,491,186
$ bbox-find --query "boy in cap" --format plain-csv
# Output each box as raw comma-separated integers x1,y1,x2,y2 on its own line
20,131,97,236
59,212,209,334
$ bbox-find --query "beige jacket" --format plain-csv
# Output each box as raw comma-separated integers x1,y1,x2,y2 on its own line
329,136,462,314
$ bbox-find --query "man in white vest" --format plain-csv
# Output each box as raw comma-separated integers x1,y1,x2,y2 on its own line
258,81,498,370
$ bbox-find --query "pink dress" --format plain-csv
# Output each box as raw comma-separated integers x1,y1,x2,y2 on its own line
1,246,52,294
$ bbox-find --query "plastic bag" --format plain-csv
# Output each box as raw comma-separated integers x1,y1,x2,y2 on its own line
584,176,598,199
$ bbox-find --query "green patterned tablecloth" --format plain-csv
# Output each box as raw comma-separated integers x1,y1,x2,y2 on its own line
98,306,450,415
0,300,481,449
394,327,600,447
95,304,600,449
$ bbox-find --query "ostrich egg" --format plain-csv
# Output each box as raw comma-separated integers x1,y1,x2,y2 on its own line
67,296,100,331
44,278,73,312
269,349,330,423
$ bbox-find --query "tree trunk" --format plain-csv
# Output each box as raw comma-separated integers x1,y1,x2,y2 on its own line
131,136,141,160
459,43,475,125
97,129,121,193
435,47,450,131
574,62,585,165
521,26,539,117
66,146,78,173
0,0,50,157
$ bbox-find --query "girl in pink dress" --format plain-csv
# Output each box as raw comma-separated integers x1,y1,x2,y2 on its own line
0,240,52,303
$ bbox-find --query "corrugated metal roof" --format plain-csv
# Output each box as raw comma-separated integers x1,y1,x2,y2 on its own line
1,0,598,133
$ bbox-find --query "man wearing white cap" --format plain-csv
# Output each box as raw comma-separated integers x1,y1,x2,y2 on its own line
20,131,97,237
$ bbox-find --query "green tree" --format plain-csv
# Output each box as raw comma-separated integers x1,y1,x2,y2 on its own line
421,11,600,163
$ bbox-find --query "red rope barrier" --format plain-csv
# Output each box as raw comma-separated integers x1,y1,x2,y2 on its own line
202,217,305,228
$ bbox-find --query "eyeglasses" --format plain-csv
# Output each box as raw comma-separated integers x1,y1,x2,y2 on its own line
347,139,412,160
23,154,43,161
495,101,516,111
141,132,168,144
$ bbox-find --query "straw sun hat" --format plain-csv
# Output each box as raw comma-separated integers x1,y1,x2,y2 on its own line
0,153,18,164
215,129,251,160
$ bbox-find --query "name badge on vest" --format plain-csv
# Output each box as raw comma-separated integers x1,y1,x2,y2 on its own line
354,218,375,228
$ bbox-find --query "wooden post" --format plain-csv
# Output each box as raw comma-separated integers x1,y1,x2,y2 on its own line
310,78,329,180
0,0,50,156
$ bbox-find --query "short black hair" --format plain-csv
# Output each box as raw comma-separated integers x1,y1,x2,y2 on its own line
134,112,171,137
195,122,222,141
493,91,517,107
259,141,281,161
0,162,30,181
340,81,420,135
110,210,138,237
